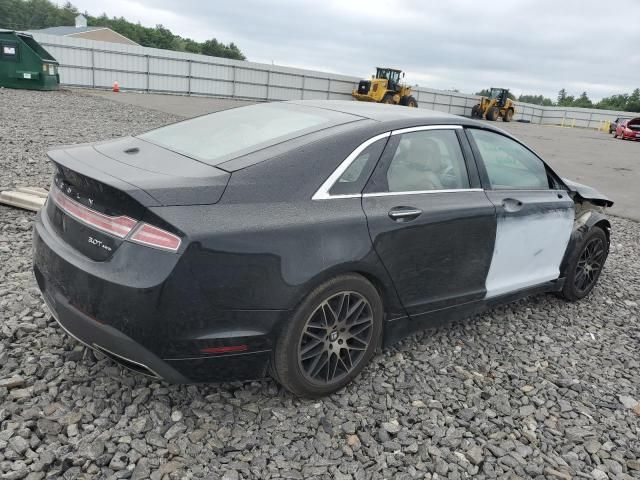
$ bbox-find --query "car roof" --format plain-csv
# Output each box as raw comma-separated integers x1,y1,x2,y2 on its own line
287,100,472,125
215,100,498,172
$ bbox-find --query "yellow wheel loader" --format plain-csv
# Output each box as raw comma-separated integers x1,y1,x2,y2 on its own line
471,88,515,122
352,67,418,107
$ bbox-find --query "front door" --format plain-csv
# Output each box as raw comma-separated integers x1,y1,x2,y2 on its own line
362,126,497,316
466,128,574,297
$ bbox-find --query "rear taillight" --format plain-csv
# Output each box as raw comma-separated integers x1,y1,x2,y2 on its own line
50,186,181,252
50,186,137,238
130,223,181,252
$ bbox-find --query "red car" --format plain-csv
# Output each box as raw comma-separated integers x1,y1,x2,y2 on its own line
614,117,640,140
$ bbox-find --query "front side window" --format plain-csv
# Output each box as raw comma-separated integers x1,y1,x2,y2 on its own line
468,129,549,190
384,129,470,192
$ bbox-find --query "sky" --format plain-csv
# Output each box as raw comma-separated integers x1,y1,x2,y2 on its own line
69,0,639,101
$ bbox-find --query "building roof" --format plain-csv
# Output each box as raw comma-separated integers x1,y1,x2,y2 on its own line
28,25,139,46
30,26,105,35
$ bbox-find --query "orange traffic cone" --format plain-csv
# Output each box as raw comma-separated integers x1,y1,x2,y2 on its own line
112,81,120,93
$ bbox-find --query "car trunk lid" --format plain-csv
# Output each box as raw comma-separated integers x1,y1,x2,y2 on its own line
45,137,229,261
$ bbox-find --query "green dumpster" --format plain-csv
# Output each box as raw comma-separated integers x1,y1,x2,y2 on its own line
0,30,59,90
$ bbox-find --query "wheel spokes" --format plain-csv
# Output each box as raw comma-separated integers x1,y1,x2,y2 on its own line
574,237,606,292
298,291,374,384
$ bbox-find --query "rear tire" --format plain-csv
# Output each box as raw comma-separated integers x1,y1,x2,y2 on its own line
560,227,608,301
382,93,395,104
401,95,418,107
503,108,514,122
487,106,500,121
272,274,383,397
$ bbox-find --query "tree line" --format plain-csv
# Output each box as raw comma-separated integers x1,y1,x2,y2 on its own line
0,0,246,60
494,88,640,112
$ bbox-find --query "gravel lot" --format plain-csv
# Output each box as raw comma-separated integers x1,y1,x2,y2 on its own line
1,88,639,480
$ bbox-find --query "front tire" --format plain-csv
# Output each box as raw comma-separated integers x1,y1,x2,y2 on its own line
272,274,383,397
487,106,500,121
560,227,608,301
471,104,483,118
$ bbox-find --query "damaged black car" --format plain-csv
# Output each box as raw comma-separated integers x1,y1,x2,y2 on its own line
33,100,613,397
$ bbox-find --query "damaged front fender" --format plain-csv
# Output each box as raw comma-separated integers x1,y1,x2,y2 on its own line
559,206,612,278
562,178,614,208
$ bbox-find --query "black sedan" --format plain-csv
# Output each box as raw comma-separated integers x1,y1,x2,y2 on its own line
33,100,613,397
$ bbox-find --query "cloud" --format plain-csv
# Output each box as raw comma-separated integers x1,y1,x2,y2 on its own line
72,0,640,100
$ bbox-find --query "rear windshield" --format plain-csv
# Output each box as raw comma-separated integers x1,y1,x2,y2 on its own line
138,103,357,165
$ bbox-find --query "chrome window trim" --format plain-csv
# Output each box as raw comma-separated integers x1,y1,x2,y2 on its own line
363,188,483,198
391,124,463,135
312,125,466,201
312,132,391,200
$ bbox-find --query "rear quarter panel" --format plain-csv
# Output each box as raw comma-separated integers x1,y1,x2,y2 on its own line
152,126,407,321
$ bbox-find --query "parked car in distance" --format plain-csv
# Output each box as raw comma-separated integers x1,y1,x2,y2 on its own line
614,117,640,140
33,101,614,397
609,117,630,134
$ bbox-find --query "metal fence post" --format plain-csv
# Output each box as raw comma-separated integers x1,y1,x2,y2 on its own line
187,60,192,96
91,48,95,88
327,78,331,100
146,55,150,92
232,65,236,98
301,75,306,100
266,70,271,100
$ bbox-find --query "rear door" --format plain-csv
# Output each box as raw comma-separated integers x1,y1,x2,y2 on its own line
466,128,574,297
362,126,497,316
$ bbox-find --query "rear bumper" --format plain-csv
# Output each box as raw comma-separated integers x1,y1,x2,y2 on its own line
39,282,188,382
33,209,277,383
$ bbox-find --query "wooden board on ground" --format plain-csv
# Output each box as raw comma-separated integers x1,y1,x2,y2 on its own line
0,188,48,212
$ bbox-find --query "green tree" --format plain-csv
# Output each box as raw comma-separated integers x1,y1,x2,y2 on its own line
518,94,554,106
572,91,593,108
0,0,246,60
626,88,640,113
557,88,567,105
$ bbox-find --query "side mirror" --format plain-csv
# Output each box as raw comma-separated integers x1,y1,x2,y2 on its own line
402,72,405,78
371,75,374,79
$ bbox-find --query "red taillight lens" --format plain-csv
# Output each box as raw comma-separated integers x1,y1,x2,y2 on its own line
130,223,181,252
50,186,137,238
50,186,181,252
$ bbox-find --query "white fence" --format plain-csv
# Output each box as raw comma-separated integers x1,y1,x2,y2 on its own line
31,32,638,128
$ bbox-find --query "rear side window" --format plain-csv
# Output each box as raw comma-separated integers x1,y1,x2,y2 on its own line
384,129,470,192
468,129,549,190
138,103,357,166
329,137,387,196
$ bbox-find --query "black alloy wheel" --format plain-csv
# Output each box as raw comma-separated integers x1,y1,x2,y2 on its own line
574,236,606,295
272,274,382,397
298,291,373,384
561,227,608,301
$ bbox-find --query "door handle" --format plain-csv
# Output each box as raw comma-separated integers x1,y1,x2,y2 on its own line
502,198,523,213
388,207,422,222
